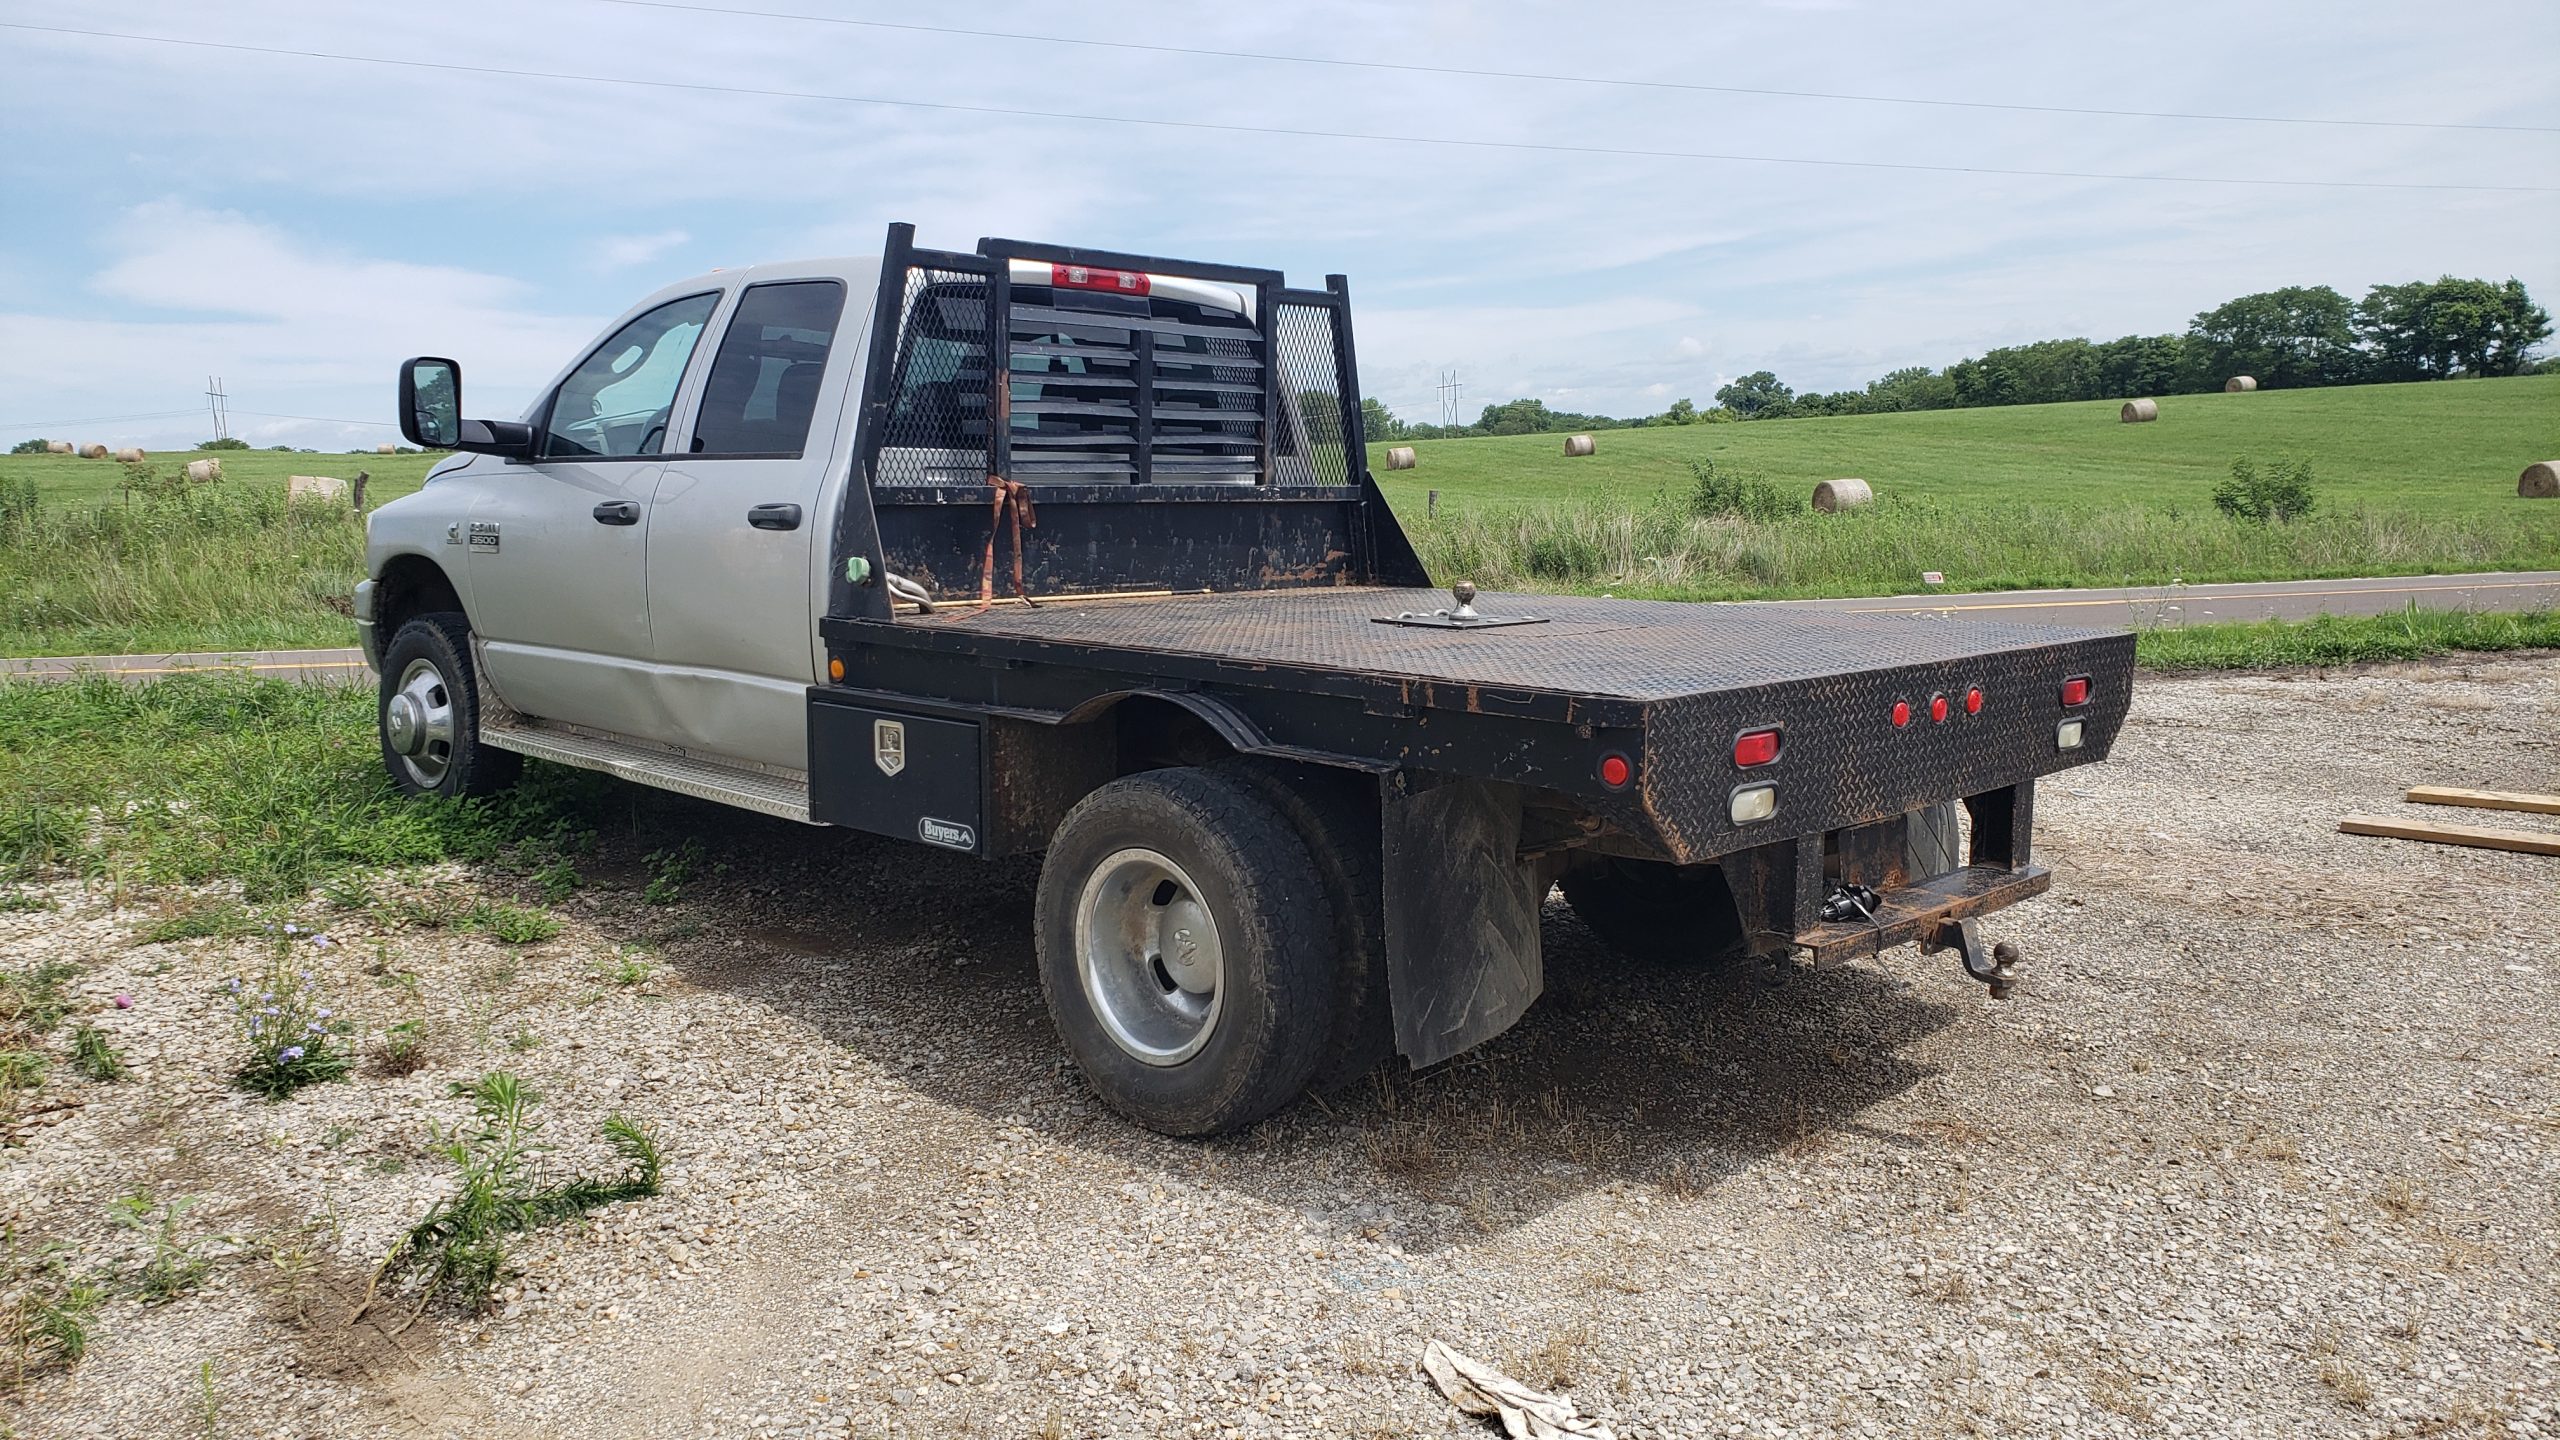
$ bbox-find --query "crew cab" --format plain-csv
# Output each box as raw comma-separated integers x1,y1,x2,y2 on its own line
361,225,2134,1136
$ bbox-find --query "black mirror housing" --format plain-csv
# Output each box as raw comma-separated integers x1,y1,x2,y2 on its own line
399,356,535,457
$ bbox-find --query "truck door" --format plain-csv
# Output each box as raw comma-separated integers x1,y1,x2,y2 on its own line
464,291,720,736
644,279,852,770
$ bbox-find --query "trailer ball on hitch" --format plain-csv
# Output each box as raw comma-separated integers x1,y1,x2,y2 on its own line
1920,917,2020,999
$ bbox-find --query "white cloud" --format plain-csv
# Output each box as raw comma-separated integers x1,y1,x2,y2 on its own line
591,230,691,272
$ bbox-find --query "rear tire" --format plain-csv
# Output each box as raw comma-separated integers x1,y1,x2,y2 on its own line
1560,858,1748,966
377,612,520,800
1211,759,1395,1093
1035,768,1335,1136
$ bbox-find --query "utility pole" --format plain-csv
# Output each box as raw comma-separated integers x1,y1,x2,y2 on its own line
205,376,229,442
1436,369,1464,428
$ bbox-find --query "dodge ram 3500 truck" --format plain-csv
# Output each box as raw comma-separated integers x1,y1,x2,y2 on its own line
363,224,2134,1136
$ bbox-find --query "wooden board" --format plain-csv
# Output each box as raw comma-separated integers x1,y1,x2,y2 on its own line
2339,814,2560,856
2404,786,2560,816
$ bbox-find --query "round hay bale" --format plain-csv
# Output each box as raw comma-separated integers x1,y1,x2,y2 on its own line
377,442,399,455
2224,375,2257,393
1812,478,1874,513
114,447,145,463
288,474,349,502
2120,399,2158,424
78,443,109,459
184,458,223,483
1384,446,1417,471
1562,433,1596,457
44,440,72,455
2521,460,2560,499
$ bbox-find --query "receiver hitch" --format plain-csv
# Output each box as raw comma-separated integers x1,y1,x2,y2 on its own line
1920,916,2020,999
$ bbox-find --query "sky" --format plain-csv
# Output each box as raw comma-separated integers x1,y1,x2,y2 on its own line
2,0,2555,451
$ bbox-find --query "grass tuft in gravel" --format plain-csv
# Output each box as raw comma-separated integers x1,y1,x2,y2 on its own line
3,1263,106,1391
104,1192,212,1306
361,1072,663,1318
68,1024,125,1082
463,901,561,946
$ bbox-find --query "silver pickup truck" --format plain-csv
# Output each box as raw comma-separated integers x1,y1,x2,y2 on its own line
363,224,2133,1136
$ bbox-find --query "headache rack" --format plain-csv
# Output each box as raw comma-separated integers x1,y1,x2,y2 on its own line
827,224,1425,620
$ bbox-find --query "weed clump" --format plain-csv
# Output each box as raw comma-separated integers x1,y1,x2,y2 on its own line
68,1025,125,1082
223,927,351,1100
1686,457,1803,523
2214,456,2318,522
463,901,560,946
361,1072,663,1316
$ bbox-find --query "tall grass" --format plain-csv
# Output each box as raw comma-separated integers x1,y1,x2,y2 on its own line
1408,494,2551,600
0,473,366,656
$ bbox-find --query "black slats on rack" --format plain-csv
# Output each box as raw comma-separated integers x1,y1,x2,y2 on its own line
1003,286,1269,485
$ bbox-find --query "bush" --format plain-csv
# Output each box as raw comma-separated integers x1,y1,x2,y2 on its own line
7,439,48,456
2213,457,2318,523
193,437,251,451
1686,458,1802,523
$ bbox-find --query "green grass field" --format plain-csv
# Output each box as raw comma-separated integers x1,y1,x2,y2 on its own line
2,375,2554,657
6,448,441,508
1377,374,2560,518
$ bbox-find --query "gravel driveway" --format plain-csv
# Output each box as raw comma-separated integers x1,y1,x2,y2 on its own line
2,656,2553,1439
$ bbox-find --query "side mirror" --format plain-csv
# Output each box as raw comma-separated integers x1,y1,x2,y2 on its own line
398,357,535,457
400,357,462,448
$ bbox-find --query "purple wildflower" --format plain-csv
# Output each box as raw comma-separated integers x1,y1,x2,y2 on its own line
279,1045,305,1062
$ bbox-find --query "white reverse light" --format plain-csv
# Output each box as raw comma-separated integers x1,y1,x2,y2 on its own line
2057,719,2086,750
1730,784,1778,824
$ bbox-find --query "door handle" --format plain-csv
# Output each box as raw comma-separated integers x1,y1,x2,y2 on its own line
592,501,641,526
747,502,803,531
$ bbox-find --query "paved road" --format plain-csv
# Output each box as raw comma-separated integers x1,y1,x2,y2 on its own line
3,571,2554,684
1768,571,2560,628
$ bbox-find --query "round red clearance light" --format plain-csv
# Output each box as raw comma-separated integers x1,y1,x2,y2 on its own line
1598,753,1633,789
1929,694,1951,724
1891,700,1912,729
1964,687,1984,715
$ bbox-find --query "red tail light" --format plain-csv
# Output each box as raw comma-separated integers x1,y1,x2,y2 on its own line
1929,694,1951,724
1733,728,1781,767
1891,700,1912,729
1964,687,1984,715
1049,262,1150,296
1598,753,1633,789
2060,676,2091,707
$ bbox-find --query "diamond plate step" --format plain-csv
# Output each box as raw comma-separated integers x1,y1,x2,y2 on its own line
481,724,814,824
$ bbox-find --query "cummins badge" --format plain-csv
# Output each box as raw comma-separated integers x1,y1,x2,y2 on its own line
873,718,905,777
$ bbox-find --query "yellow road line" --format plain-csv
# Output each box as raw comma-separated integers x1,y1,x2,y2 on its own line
1841,580,2559,614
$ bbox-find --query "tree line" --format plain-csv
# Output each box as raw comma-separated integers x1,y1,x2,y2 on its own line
1363,274,2550,438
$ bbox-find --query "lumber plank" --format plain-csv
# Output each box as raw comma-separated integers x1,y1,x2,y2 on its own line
2339,814,2560,856
2404,786,2560,815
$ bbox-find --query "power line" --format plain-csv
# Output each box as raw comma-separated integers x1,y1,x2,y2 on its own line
590,0,2560,137
8,23,2553,196
0,408,205,432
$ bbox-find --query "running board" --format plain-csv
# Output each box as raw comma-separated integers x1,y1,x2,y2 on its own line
480,724,817,824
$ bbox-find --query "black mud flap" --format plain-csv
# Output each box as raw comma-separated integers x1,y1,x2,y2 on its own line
1378,773,1544,1069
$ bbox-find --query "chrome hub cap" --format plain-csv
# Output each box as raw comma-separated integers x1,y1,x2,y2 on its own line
386,657,458,788
1076,848,1223,1065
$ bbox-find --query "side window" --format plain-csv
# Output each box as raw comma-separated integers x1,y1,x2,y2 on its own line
689,281,848,458
540,292,719,460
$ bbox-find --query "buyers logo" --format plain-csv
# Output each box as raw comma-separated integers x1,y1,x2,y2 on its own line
918,817,975,851
873,718,906,777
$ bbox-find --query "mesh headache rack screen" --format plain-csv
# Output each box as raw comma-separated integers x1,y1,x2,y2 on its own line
867,238,1354,488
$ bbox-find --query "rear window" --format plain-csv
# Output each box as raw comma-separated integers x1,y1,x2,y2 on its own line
690,281,847,457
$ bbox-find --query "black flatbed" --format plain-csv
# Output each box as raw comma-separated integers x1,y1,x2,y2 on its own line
865,586,2119,703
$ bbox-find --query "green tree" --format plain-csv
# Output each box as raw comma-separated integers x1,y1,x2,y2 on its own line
1861,366,1957,412
2184,286,2361,389
1713,371,1794,419
1356,396,1406,443
8,438,49,455
2092,334,2189,398
2355,277,2552,380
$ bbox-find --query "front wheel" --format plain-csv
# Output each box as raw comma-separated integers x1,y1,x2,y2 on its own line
377,612,520,799
1035,768,1335,1137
